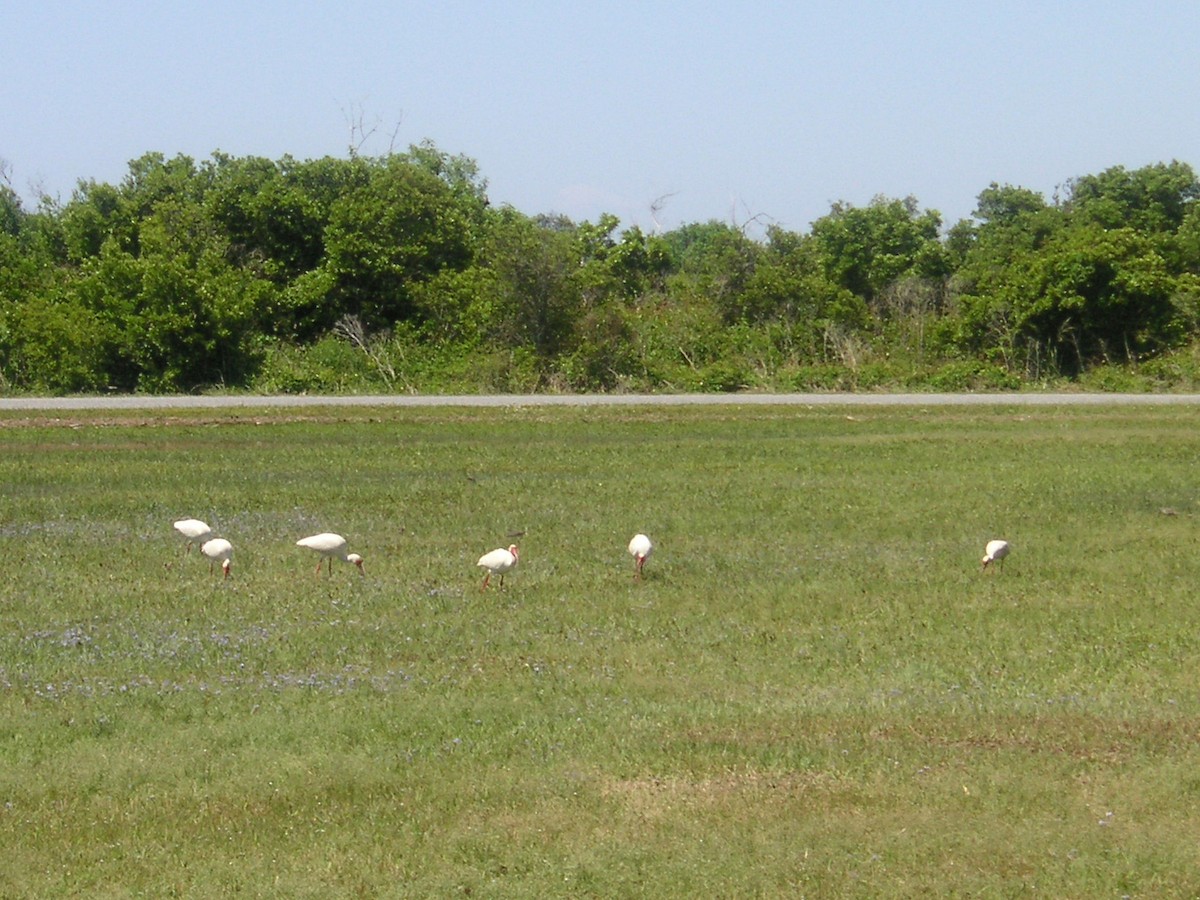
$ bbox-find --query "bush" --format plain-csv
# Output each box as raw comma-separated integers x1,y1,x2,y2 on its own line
783,364,845,391
251,337,378,393
471,347,542,393
1075,365,1153,393
4,297,112,393
677,359,751,392
1138,347,1200,389
920,360,1021,392
560,306,640,391
844,362,896,391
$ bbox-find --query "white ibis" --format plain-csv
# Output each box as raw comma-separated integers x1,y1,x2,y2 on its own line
477,544,518,590
628,533,653,579
981,539,1010,572
200,538,233,579
296,533,364,576
174,518,213,554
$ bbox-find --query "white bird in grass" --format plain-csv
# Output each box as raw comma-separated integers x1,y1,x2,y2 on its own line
173,518,213,554
981,539,1010,572
296,533,365,576
477,544,518,590
200,538,233,579
628,533,653,579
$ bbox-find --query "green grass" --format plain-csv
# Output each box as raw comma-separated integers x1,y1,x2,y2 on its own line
2,403,1200,897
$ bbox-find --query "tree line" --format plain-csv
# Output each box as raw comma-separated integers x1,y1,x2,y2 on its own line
2,144,1199,394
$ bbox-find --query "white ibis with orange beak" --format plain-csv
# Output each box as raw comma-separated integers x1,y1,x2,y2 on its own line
200,538,233,579
296,533,365,576
478,544,518,590
174,518,213,554
628,533,653,579
981,539,1010,572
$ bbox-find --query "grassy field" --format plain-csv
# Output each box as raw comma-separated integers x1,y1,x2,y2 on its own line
1,402,1199,897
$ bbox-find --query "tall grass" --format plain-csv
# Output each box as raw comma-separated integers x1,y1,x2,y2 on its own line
2,404,1200,896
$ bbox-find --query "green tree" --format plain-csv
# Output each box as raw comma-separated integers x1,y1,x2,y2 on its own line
0,179,21,237
1065,161,1199,234
409,266,502,347
955,225,1181,372
4,291,111,392
61,181,122,262
482,209,579,361
604,225,672,299
809,196,948,306
1022,226,1180,365
1171,203,1200,274
733,228,865,330
320,154,476,333
973,183,1050,225
660,220,760,317
567,216,672,306
405,140,490,225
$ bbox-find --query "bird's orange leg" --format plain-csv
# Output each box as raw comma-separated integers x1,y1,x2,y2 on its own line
481,573,491,591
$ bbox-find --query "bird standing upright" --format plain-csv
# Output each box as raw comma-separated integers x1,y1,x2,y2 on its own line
478,544,518,590
628,533,653,579
296,533,365,576
200,538,233,579
981,539,1010,572
173,518,213,554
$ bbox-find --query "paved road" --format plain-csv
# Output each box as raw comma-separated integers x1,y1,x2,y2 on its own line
3,392,1200,410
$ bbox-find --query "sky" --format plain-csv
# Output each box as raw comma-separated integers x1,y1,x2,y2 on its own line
4,2,1200,236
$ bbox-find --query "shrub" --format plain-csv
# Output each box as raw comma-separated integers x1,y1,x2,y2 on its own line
251,336,379,393
784,364,845,391
4,297,112,393
1075,365,1153,393
684,359,751,392
1138,346,1200,389
921,360,1021,392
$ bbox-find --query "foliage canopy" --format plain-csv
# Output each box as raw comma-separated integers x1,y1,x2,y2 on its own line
2,148,1199,393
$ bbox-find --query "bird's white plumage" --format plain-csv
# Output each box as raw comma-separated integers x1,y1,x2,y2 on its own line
628,533,653,577
174,518,213,552
477,544,518,589
200,537,233,577
982,539,1010,570
297,532,349,555
478,545,518,573
628,533,653,561
296,533,364,574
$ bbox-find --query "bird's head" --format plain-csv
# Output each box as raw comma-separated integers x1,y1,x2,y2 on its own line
221,559,232,578
348,553,365,574
508,545,519,560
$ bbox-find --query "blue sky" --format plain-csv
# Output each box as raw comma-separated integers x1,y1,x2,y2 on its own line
4,2,1199,235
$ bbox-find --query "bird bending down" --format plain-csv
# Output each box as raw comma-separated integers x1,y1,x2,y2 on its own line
296,533,365,576
628,533,653,579
981,539,1010,572
200,538,233,579
174,518,213,554
478,544,518,590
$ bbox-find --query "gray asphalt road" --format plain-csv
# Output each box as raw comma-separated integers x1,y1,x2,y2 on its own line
3,392,1200,410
